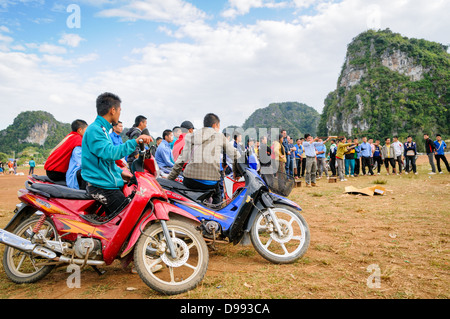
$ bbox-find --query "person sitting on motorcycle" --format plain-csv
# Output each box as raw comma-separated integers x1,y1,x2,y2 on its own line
155,129,175,173
167,113,240,204
44,119,88,182
81,92,152,217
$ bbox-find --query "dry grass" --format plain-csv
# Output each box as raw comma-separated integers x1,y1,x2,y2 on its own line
0,157,448,299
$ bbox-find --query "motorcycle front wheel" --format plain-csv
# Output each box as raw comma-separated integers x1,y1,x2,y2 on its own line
134,217,209,295
250,204,310,264
2,214,57,284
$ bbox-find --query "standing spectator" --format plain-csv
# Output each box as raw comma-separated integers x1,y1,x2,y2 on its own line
315,139,329,179
392,136,404,175
404,136,417,174
300,138,307,177
369,138,375,172
286,137,295,176
424,133,436,174
258,136,272,175
44,119,88,182
303,134,331,187
28,158,36,175
155,129,175,172
344,139,356,178
293,138,303,179
126,115,147,168
434,134,450,174
328,139,337,177
353,138,361,176
110,121,124,146
373,139,383,175
381,138,396,175
360,137,374,175
335,137,354,182
272,134,287,175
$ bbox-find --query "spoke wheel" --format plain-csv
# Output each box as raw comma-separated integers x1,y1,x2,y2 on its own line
2,214,57,283
250,204,310,264
134,218,208,295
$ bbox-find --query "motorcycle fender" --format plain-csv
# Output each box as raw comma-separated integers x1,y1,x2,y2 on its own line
4,204,37,232
270,193,302,211
120,200,199,258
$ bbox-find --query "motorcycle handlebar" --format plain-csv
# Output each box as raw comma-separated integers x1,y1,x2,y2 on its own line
138,139,145,151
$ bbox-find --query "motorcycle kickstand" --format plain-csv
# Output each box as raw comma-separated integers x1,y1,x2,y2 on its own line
92,266,106,276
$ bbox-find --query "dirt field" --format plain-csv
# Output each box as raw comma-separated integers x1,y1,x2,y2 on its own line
0,156,448,299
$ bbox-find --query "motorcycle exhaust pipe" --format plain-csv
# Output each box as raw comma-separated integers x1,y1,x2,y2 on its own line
0,229,57,259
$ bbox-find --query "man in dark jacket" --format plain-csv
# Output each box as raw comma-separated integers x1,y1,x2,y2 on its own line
126,115,147,168
424,133,436,174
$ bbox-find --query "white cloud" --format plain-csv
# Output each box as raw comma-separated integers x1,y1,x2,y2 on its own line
1,0,450,137
222,0,289,18
59,33,85,48
38,43,67,54
97,0,208,25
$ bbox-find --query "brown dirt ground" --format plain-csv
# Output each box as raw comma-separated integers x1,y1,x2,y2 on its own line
0,156,448,299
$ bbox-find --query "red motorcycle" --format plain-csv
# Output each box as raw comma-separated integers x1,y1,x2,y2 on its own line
0,143,209,295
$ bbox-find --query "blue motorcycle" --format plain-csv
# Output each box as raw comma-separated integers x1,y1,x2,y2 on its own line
157,160,310,264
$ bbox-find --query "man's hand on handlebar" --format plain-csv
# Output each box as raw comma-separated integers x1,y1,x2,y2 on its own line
136,135,153,145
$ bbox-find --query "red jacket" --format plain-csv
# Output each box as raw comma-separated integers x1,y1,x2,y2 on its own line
172,133,186,162
44,131,82,173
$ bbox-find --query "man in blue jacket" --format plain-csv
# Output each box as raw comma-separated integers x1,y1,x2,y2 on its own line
82,92,152,217
155,129,175,173
434,134,449,173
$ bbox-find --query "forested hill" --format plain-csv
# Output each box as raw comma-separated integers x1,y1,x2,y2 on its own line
0,111,70,162
226,102,320,140
317,29,450,142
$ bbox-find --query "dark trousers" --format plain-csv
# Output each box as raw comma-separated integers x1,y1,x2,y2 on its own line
183,177,221,204
373,156,382,173
329,156,336,176
395,155,403,173
384,158,396,173
354,158,360,175
405,155,416,173
76,170,87,190
435,154,450,172
295,158,302,178
301,158,306,177
361,156,373,175
46,170,66,182
86,185,128,217
28,167,35,175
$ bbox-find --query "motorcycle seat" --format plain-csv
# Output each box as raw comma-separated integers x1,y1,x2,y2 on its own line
156,178,214,202
26,181,92,200
31,174,67,186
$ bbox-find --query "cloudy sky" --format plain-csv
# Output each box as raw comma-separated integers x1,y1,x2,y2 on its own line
0,0,449,137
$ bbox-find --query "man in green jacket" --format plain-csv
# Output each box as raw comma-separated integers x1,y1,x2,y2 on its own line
82,92,152,217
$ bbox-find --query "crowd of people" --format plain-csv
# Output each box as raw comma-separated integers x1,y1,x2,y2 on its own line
266,131,449,185
3,91,448,213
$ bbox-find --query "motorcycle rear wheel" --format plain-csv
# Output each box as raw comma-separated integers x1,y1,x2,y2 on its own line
2,214,56,284
250,204,310,264
134,217,208,295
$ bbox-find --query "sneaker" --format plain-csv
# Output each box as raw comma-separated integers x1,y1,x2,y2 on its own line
439,171,443,174
377,173,380,175
350,175,354,177
428,172,436,175
414,172,418,175
404,172,408,175
311,182,318,187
